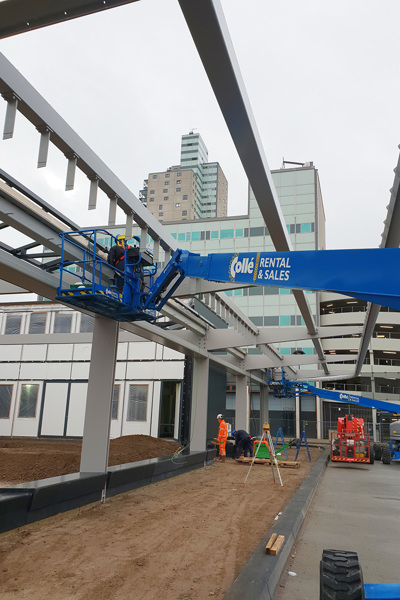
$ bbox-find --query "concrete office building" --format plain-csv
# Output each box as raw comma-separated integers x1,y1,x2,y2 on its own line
139,132,228,221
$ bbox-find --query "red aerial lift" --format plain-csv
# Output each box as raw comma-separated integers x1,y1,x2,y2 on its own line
331,413,374,464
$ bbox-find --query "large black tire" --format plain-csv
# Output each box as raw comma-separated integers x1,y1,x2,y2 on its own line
382,445,392,465
320,549,365,599
373,443,382,461
369,446,375,464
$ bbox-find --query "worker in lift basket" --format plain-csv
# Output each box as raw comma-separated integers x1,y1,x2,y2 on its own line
217,414,228,462
107,234,129,291
232,429,253,459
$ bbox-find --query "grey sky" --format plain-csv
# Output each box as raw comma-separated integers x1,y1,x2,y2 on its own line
1,0,399,251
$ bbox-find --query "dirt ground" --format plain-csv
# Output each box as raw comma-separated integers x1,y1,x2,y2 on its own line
0,437,323,600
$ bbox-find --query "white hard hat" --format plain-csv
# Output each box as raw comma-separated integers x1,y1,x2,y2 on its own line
217,414,223,419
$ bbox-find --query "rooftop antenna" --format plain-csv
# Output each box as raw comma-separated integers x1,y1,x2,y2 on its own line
189,128,197,135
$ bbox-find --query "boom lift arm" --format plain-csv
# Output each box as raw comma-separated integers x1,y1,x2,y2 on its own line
56,229,400,321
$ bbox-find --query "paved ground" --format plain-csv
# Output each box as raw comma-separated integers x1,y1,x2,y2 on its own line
275,459,400,599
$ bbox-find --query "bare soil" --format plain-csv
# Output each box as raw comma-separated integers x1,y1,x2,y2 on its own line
0,438,323,600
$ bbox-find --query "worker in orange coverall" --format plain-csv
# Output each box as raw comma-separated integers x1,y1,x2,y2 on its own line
217,413,228,462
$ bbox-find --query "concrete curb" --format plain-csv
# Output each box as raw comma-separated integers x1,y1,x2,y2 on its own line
223,447,330,600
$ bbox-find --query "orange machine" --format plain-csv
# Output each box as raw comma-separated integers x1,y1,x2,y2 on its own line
331,414,374,464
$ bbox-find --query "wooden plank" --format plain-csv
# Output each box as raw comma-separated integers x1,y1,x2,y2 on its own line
236,458,299,468
269,535,285,555
265,533,277,554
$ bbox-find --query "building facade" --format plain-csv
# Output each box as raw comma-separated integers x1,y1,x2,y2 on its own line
139,132,228,221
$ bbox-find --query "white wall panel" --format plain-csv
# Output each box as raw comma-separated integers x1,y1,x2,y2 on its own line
47,344,74,361
115,362,127,380
19,363,48,380
117,343,128,360
128,342,156,360
156,344,163,360
0,345,22,362
153,362,184,380
46,363,72,380
150,381,161,438
72,344,92,361
163,347,184,360
21,344,47,362
66,382,88,437
71,362,90,379
0,363,20,380
126,361,155,380
40,382,68,436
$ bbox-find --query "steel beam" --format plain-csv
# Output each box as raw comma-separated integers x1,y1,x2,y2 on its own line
0,0,140,39
243,353,357,371
178,0,328,373
0,52,177,252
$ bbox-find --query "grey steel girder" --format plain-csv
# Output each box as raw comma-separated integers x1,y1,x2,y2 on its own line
243,353,357,371
202,325,364,351
0,0,140,39
0,52,176,253
178,0,328,373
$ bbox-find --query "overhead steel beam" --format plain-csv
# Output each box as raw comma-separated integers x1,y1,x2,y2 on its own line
0,0,140,39
202,325,364,351
178,0,328,373
243,353,356,371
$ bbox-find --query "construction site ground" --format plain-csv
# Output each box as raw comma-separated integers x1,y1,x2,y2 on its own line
0,437,323,600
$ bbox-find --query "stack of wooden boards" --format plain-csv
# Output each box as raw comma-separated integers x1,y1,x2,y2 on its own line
265,533,285,555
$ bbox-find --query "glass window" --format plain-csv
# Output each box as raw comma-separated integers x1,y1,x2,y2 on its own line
249,287,263,296
127,384,148,421
175,203,181,207
152,174,157,179
250,226,264,237
53,313,72,333
112,385,120,420
206,231,210,240
186,232,190,241
265,288,279,295
164,196,169,201
177,172,181,176
29,313,46,334
149,198,154,202
171,233,177,239
233,289,242,296
279,288,291,295
80,313,94,333
150,190,155,194
182,211,187,216
159,212,163,216
280,348,290,355
163,189,168,193
300,223,312,233
176,180,181,184
18,384,39,418
159,205,163,210
211,231,219,239
280,316,291,326
176,188,181,192
235,229,244,237
183,195,188,200
250,316,263,326
220,229,234,239
4,314,22,335
0,385,12,419
192,231,202,241
178,233,185,241
165,173,170,178
264,316,279,326
164,181,169,185
295,224,301,234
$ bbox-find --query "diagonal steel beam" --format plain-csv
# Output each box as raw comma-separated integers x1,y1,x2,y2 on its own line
0,0,140,40
178,0,328,373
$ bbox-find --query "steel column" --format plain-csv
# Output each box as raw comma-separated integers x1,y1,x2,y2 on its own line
235,374,249,431
80,315,119,473
190,356,209,452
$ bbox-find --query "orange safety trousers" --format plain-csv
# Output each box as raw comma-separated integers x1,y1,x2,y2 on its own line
218,420,228,456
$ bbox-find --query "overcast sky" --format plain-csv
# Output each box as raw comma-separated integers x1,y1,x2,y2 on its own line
1,0,400,251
